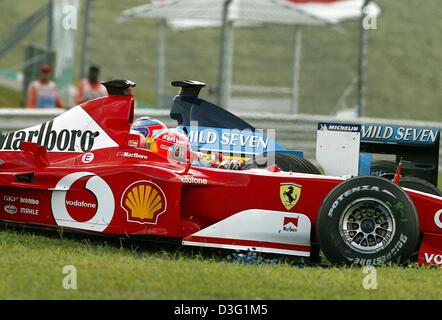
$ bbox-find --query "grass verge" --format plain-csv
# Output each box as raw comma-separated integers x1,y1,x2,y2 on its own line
0,229,440,300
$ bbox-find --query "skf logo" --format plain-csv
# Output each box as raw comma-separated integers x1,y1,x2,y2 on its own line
283,217,299,232
121,181,167,224
435,209,442,229
280,182,301,210
424,253,442,265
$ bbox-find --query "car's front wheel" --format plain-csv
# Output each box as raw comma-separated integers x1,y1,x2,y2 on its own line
316,176,419,266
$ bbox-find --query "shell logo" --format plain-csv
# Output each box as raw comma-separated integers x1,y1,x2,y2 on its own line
121,181,167,224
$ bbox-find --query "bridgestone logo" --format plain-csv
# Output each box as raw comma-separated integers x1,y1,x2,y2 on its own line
0,120,100,152
328,185,380,217
180,176,208,185
353,234,408,266
65,200,97,208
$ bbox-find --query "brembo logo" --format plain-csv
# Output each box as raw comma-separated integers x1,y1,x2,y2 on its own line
0,120,100,152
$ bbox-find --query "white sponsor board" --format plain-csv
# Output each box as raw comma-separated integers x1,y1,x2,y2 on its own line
316,122,361,176
183,209,311,256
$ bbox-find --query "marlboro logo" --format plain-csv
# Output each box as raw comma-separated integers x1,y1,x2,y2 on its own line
283,216,299,232
0,120,99,152
0,106,117,153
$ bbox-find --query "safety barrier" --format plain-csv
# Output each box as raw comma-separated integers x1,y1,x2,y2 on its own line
1,108,441,166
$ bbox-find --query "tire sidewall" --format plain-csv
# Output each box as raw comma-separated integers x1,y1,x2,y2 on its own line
317,177,419,266
399,177,442,196
370,160,397,176
249,153,320,174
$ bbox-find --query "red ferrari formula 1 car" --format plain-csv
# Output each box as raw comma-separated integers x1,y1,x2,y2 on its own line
0,80,441,266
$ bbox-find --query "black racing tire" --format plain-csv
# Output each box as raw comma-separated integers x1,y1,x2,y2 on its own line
370,160,397,177
247,153,321,174
399,177,442,196
288,155,321,175
316,176,419,266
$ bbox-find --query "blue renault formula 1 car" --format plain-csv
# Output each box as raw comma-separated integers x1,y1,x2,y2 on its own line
167,80,441,194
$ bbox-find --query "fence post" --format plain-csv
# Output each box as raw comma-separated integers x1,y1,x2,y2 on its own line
47,0,53,50
156,18,167,108
217,0,234,109
291,26,303,114
79,0,93,79
357,0,370,117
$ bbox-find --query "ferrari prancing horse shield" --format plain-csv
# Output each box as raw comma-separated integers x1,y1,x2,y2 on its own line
280,182,302,210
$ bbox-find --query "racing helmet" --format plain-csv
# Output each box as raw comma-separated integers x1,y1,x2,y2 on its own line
149,129,191,163
131,117,167,146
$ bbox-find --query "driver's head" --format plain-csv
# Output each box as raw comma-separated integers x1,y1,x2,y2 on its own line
131,117,167,147
149,129,190,163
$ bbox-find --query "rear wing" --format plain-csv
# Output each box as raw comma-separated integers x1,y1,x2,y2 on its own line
316,122,440,186
360,124,440,186
0,80,136,155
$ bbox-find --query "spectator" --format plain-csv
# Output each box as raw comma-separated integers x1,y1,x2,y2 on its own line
76,65,107,104
26,64,64,109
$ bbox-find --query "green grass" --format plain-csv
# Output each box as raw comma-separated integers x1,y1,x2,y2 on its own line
0,86,21,107
439,172,442,189
0,0,442,121
0,2,441,299
0,229,441,300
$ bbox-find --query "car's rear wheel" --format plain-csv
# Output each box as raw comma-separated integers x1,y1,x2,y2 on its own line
399,176,442,196
247,153,321,174
370,160,397,177
316,176,419,266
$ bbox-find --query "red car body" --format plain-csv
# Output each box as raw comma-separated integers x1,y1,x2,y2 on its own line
0,91,441,266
